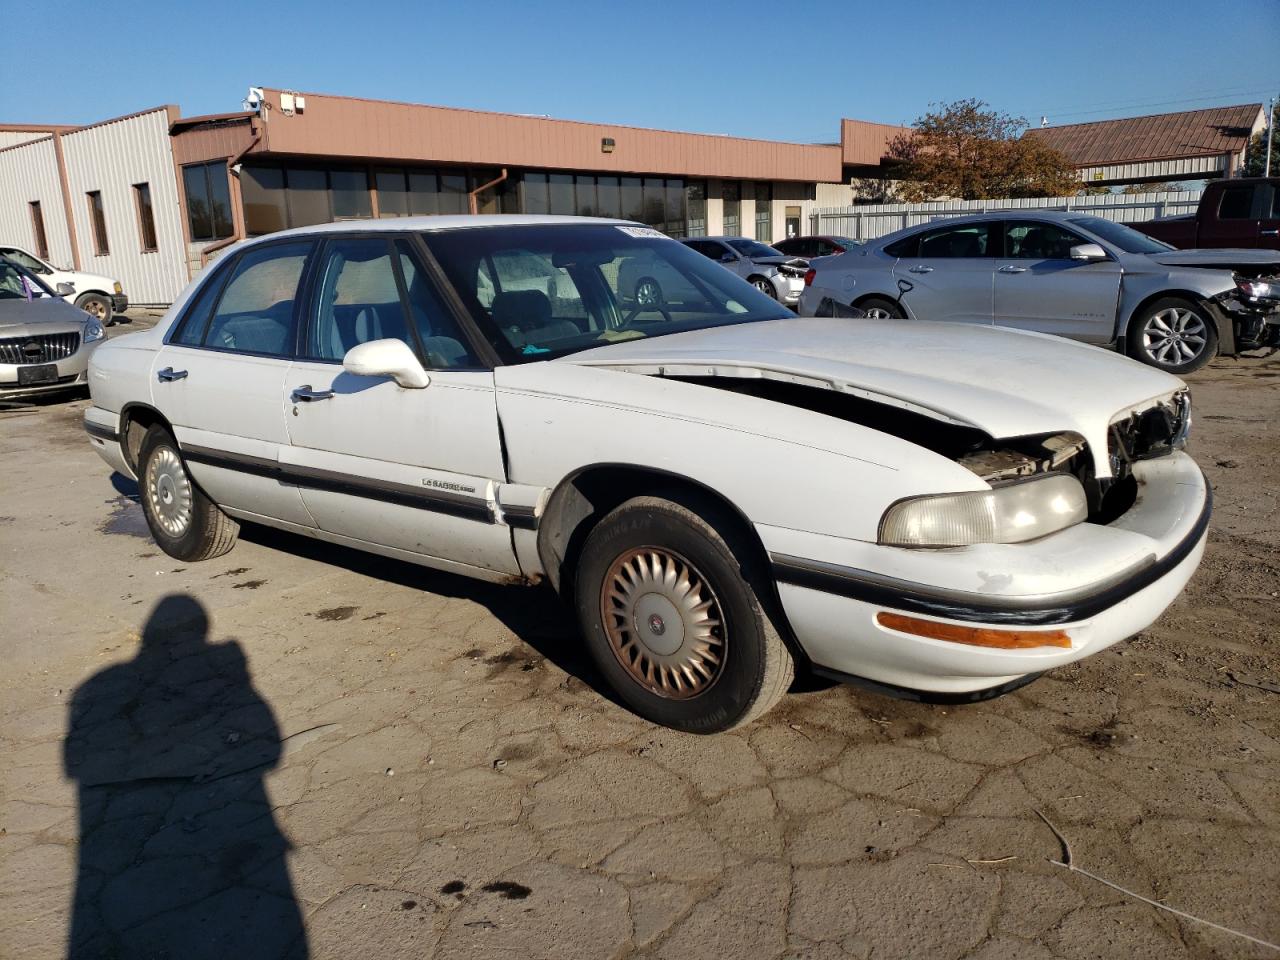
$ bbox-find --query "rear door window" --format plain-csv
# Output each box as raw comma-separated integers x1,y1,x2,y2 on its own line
916,223,992,258
199,241,311,355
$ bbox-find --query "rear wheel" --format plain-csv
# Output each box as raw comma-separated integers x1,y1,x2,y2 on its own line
138,426,239,561
634,277,663,306
856,296,904,320
76,293,112,327
750,276,777,299
1127,297,1217,374
575,495,793,733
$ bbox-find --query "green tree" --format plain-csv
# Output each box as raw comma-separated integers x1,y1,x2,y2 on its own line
887,99,1079,201
1243,100,1278,176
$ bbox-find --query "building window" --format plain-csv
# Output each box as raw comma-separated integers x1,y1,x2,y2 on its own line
133,182,158,252
86,191,109,255
685,183,707,237
182,161,234,242
722,181,741,236
754,182,773,241
241,165,374,235
29,201,49,259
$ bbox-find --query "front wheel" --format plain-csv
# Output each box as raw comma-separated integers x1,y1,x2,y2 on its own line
76,293,113,327
1126,297,1218,374
138,426,239,561
574,496,794,733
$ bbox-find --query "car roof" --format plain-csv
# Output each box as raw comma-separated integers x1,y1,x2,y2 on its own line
872,209,1098,244
258,214,638,244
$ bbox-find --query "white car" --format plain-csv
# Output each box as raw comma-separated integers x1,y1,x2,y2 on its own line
0,243,127,324
84,216,1208,732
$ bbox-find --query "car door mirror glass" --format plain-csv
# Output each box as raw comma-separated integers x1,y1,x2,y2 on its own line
719,252,737,262
55,282,75,296
343,338,430,389
1069,243,1107,261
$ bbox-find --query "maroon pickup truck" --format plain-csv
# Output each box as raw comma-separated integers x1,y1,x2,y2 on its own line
1134,178,1280,249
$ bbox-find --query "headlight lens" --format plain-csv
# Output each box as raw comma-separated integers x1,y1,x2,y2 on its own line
879,474,1087,547
84,319,105,343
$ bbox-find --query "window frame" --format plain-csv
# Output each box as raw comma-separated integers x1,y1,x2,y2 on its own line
86,190,109,256
294,230,499,370
164,237,318,360
133,182,158,253
182,160,235,242
29,201,50,259
999,218,1091,260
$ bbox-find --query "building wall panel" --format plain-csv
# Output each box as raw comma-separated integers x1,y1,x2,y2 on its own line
60,109,189,304
0,137,74,267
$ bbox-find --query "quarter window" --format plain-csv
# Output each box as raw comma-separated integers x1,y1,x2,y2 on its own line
917,223,992,258
134,182,158,252
30,201,49,259
86,191,109,255
1218,186,1254,220
1003,221,1085,259
182,161,234,242
199,241,311,355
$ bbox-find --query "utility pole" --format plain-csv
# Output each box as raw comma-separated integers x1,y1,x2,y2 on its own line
1266,96,1275,178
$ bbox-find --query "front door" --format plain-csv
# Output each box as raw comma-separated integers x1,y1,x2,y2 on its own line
150,239,315,527
893,221,995,324
993,220,1122,342
281,234,519,575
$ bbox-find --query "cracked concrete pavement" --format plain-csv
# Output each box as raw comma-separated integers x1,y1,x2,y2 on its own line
2,319,1278,959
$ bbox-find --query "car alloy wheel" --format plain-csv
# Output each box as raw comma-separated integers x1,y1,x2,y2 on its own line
635,278,662,306
752,278,776,298
600,546,726,699
1140,307,1208,366
862,306,894,319
145,446,194,537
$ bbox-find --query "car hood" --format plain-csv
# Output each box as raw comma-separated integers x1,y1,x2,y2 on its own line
0,296,89,335
1146,249,1280,270
562,317,1186,477
750,255,807,267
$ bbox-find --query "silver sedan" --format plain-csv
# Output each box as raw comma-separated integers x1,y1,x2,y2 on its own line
798,211,1280,373
0,258,106,400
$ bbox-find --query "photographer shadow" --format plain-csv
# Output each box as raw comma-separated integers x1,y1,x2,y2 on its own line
64,594,307,959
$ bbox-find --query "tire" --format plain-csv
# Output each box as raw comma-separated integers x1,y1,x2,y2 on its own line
138,425,239,562
1126,297,1218,374
574,495,794,733
634,277,663,306
75,293,113,327
856,296,904,320
749,276,777,299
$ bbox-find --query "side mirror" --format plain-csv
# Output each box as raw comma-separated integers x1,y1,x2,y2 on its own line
1069,243,1107,261
343,338,430,389
55,282,75,297
719,252,737,262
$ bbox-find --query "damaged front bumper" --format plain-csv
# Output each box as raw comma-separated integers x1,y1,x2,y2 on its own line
1214,286,1280,351
759,451,1209,697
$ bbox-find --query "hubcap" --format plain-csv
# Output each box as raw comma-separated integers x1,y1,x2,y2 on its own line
87,300,107,321
1141,308,1207,366
863,307,893,319
145,446,193,537
636,280,660,305
601,547,726,699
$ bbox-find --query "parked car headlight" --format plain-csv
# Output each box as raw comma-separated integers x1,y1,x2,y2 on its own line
1236,278,1276,300
879,474,1087,547
83,319,105,343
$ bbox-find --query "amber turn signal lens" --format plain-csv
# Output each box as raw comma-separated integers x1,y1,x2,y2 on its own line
875,612,1071,650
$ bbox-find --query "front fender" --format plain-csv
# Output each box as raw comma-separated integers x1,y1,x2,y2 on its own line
493,363,987,545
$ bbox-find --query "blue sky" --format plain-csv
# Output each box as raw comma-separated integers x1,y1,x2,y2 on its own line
3,0,1277,139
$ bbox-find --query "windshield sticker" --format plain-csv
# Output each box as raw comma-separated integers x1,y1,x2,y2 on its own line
615,226,667,240
521,344,552,355
597,329,646,342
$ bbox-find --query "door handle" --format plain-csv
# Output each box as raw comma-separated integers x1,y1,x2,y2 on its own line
291,385,334,403
998,265,1028,274
907,265,933,274
1262,229,1279,236
157,366,188,382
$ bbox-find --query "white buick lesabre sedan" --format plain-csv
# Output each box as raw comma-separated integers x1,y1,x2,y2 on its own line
85,216,1209,732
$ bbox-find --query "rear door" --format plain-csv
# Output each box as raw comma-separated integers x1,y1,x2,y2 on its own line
149,239,315,527
892,221,995,324
282,234,519,575
1201,182,1262,248
993,220,1122,342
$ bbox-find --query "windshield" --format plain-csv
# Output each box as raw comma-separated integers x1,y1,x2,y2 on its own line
1068,217,1174,254
0,248,50,273
727,238,784,259
0,259,54,300
422,224,790,363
